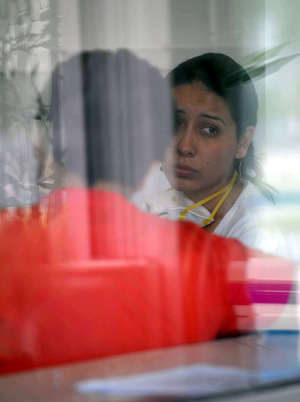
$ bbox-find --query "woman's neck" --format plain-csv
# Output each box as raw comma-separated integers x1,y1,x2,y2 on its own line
203,175,246,232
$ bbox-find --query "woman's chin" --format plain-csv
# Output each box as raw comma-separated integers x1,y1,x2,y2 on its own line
169,181,195,195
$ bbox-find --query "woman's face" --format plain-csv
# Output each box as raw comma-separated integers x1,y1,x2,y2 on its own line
162,82,251,202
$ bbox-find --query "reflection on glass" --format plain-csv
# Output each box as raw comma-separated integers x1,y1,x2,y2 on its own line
0,1,299,401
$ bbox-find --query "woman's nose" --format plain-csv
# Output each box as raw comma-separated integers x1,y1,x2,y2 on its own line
176,130,196,157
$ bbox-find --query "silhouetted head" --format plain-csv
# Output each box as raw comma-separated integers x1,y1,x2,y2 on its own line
48,50,172,189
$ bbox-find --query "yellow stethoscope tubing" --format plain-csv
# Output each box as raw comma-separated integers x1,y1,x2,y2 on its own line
178,171,237,224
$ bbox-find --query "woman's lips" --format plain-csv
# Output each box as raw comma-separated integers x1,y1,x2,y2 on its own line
173,163,197,177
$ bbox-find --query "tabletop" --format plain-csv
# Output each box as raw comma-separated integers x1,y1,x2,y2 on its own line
1,331,300,402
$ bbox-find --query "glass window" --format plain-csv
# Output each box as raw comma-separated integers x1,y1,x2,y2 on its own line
0,1,299,400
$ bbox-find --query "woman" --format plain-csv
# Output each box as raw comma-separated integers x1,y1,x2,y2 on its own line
142,53,299,259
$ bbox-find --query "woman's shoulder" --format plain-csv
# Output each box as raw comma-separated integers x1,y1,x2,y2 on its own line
215,182,275,232
215,182,299,260
234,181,276,211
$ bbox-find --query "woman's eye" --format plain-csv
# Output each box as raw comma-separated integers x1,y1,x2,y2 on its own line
175,119,184,128
202,126,218,135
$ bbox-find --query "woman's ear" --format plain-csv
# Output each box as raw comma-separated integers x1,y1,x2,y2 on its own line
235,126,255,159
